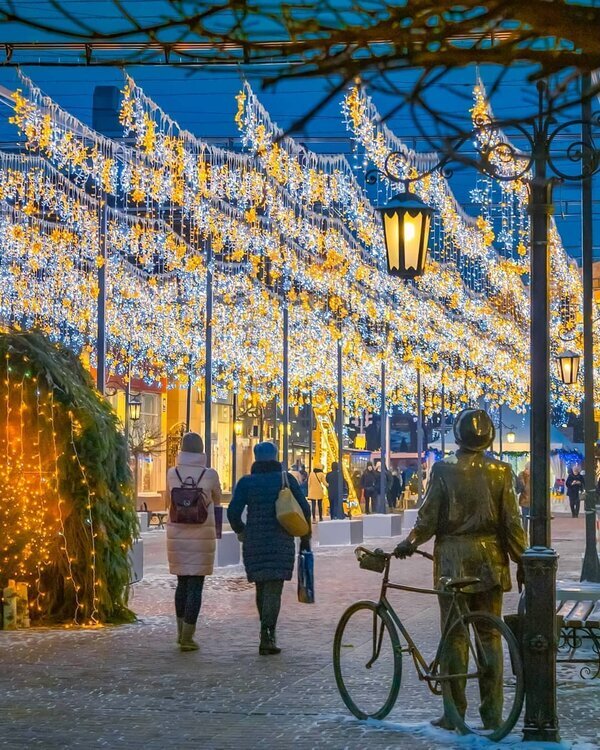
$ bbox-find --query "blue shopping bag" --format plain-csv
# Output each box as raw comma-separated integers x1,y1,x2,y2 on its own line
297,549,315,604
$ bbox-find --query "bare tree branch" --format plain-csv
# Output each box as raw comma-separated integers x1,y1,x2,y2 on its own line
1,0,599,131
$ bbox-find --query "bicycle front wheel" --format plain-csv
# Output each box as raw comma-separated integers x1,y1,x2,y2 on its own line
438,611,524,742
333,600,402,720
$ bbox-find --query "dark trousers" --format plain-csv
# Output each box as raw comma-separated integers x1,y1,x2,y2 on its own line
568,494,581,517
329,497,341,519
255,580,284,630
175,575,205,625
364,489,376,514
439,587,504,729
310,499,323,521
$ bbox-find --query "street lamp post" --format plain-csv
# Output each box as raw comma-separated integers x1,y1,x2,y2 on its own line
377,186,435,511
476,79,600,742
96,201,108,395
379,359,386,513
337,336,344,513
128,393,142,504
282,300,290,470
185,375,193,432
497,405,517,458
580,73,600,583
377,75,600,742
416,367,423,505
204,238,213,467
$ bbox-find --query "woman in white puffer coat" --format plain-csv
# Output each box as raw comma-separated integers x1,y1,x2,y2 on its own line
166,432,222,651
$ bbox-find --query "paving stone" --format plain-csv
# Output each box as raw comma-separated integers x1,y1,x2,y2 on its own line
0,517,598,749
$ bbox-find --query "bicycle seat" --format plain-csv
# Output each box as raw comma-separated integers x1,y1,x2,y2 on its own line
441,576,481,591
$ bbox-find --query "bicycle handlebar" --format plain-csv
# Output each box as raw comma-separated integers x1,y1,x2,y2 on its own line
414,549,434,561
355,546,434,562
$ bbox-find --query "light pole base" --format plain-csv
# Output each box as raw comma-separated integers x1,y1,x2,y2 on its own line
522,546,560,743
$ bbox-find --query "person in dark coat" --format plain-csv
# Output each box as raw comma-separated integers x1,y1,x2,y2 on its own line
387,469,403,509
360,462,378,514
326,461,348,519
227,441,311,655
566,465,584,518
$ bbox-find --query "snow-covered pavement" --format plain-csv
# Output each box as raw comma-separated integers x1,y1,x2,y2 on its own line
1,515,598,749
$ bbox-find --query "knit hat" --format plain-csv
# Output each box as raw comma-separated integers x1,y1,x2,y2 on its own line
453,409,495,451
181,432,204,454
253,441,278,461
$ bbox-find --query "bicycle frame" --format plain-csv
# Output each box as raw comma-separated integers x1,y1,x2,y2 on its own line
374,553,484,690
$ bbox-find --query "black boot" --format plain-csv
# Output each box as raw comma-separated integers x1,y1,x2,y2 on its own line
259,626,281,655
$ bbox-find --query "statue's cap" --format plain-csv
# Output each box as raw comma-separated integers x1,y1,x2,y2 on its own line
453,408,495,451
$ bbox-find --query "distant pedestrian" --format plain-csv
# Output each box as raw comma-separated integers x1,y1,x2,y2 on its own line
227,441,311,655
307,467,327,522
299,463,309,496
167,432,222,651
360,461,379,515
375,461,393,513
566,465,584,518
359,462,378,514
516,463,531,533
326,461,348,519
387,470,403,509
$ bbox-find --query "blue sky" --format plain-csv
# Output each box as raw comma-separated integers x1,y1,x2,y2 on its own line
0,0,597,259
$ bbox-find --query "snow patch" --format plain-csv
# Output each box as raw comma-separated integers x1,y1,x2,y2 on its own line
337,717,599,750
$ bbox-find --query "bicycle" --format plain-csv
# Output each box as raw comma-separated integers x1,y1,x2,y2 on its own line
333,546,524,741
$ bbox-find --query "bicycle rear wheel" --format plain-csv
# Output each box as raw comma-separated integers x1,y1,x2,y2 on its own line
333,600,402,720
438,611,524,741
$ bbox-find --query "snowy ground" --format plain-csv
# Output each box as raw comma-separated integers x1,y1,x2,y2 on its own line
0,515,598,749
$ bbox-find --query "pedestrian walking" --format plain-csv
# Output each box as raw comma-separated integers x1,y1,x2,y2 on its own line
374,461,392,513
326,461,348,519
166,432,222,652
395,409,526,731
566,465,584,518
307,467,327,522
387,469,403,510
515,463,531,533
299,463,309,497
227,441,311,655
359,462,378,514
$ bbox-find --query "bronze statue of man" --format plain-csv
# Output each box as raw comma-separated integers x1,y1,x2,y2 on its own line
394,408,527,731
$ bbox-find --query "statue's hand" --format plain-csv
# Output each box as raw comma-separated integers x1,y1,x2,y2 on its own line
394,539,416,559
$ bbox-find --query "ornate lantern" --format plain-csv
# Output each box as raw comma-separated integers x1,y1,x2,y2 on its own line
128,396,142,422
378,192,434,278
556,350,580,385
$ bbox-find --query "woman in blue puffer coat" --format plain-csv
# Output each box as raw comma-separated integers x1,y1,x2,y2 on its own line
228,441,311,655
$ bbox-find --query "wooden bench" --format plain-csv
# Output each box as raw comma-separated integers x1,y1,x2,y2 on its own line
556,582,600,679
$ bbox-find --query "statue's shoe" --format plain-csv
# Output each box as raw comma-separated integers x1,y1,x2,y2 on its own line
430,716,457,731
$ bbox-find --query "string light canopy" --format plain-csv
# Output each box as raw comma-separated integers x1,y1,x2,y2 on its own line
556,350,581,385
0,72,586,419
378,191,435,278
